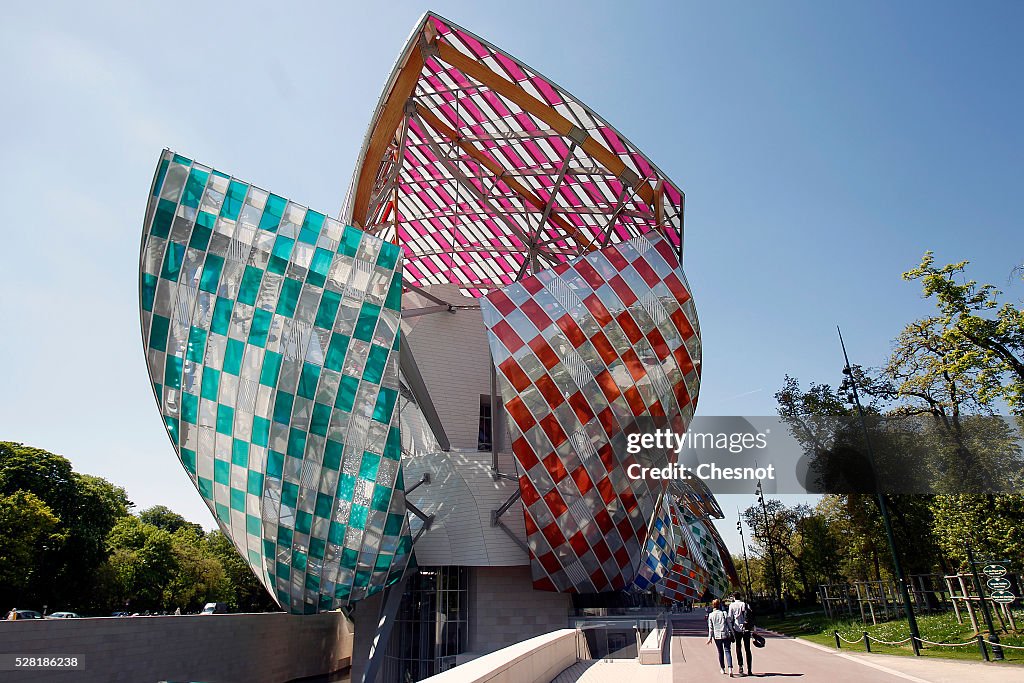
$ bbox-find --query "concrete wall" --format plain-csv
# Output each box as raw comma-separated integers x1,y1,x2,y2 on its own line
403,284,492,451
469,566,572,656
419,629,583,683
0,611,352,683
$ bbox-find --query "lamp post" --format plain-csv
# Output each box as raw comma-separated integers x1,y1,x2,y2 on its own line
837,326,920,652
737,511,753,599
755,479,784,613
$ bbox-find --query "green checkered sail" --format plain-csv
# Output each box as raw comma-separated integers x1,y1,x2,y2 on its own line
140,150,411,613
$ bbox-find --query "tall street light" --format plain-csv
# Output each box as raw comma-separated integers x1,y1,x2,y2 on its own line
838,326,920,652
737,510,753,599
755,479,784,612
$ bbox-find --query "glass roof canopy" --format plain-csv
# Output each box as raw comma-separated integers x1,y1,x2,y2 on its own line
343,12,686,298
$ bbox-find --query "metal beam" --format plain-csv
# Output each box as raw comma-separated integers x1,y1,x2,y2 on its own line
398,330,451,451
414,105,590,252
434,41,655,207
360,570,411,683
352,30,432,228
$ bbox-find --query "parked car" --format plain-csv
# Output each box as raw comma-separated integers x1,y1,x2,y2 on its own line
200,602,227,615
110,612,131,617
9,610,44,620
47,612,81,618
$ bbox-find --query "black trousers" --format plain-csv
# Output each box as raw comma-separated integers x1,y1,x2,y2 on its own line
734,630,753,670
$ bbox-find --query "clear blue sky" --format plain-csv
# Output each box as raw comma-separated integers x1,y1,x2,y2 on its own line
1,1,1021,554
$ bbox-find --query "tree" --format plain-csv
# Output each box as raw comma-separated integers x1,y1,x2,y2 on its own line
903,253,1024,413
206,531,277,612
139,505,204,536
0,491,62,600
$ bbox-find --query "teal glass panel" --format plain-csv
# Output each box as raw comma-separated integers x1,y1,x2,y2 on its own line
384,275,402,312
172,153,192,166
276,278,301,317
299,210,325,245
340,226,362,257
237,265,264,306
252,416,270,447
181,392,199,424
372,387,397,424
201,366,220,401
287,428,307,458
214,459,229,485
328,521,345,545
353,303,381,342
164,416,179,444
248,308,272,347
295,510,312,535
384,513,403,536
337,474,355,499
181,168,210,209
277,526,293,547
164,355,182,390
221,180,248,220
273,392,294,424
231,438,249,467
246,514,261,536
268,236,295,275
377,243,400,270
293,549,308,571
334,375,359,412
281,482,299,508
314,492,333,519
308,248,332,287
359,453,380,481
260,350,282,387
259,194,286,232
198,477,213,498
160,242,185,282
383,428,401,461
186,326,208,362
151,198,177,239
324,333,349,372
190,211,215,251
349,504,368,530
309,538,326,560
181,447,197,476
267,450,284,479
310,403,331,436
314,290,341,330
149,314,170,352
247,470,264,496
371,486,391,512
199,253,224,293
216,404,234,436
323,440,343,470
340,547,359,570
223,338,244,376
211,296,233,336
297,362,321,400
363,344,388,384
230,487,245,512
141,273,158,313
153,158,169,197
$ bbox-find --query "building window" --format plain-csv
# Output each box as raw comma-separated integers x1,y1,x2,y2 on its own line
383,566,471,681
477,395,492,451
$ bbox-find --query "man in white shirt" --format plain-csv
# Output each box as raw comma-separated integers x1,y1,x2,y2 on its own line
728,592,754,676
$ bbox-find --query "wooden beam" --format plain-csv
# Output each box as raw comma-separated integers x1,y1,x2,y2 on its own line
435,41,655,207
351,35,430,228
415,104,594,252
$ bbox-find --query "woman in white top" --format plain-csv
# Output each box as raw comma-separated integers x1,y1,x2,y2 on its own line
706,598,734,676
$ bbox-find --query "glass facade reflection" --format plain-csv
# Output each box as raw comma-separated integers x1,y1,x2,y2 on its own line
140,150,412,614
383,566,470,680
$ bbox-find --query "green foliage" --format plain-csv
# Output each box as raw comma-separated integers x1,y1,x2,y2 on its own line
0,442,275,615
0,490,62,593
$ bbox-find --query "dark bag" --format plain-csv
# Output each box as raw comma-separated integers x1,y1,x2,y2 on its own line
753,633,766,648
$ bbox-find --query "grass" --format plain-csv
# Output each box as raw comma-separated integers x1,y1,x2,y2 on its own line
760,608,1024,665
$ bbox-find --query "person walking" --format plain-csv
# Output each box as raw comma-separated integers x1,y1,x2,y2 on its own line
706,598,735,676
728,592,754,676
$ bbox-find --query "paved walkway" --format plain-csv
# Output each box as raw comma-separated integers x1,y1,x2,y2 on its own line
666,612,1022,682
